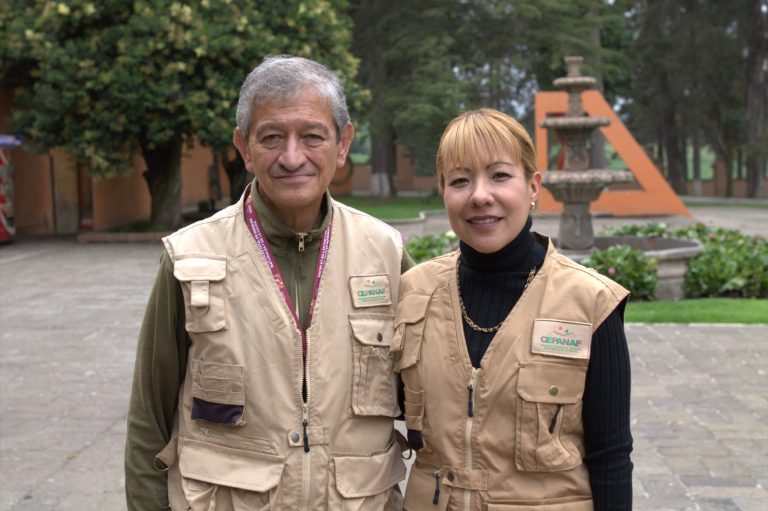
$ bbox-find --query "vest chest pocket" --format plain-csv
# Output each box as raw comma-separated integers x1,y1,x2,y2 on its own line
349,312,399,417
191,360,246,427
174,256,228,333
515,362,587,472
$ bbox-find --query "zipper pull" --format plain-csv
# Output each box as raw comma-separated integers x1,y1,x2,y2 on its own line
467,368,479,418
548,404,563,434
302,404,310,453
298,232,306,252
432,469,443,505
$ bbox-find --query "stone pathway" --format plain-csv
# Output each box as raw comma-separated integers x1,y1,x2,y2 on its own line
0,204,765,510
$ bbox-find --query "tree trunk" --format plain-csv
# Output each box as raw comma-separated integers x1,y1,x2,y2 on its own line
589,8,605,170
140,138,183,230
655,126,666,171
745,0,766,198
370,122,397,198
692,131,702,196
222,151,249,204
663,120,687,194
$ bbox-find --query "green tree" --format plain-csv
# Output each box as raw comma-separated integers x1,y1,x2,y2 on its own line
625,0,752,196
350,0,631,193
1,0,358,228
351,0,463,196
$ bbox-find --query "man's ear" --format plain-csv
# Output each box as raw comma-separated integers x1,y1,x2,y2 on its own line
233,127,252,172
336,123,355,168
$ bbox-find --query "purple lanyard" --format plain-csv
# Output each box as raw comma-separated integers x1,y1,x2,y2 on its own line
244,196,332,346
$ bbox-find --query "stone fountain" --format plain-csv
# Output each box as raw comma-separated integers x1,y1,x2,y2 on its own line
539,56,702,300
539,56,635,250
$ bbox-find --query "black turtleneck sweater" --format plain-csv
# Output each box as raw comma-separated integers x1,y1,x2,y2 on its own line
455,217,633,511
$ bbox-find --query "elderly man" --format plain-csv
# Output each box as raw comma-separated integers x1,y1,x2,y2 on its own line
125,55,413,510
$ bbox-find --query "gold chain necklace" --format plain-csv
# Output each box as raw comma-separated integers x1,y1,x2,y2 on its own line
457,264,537,333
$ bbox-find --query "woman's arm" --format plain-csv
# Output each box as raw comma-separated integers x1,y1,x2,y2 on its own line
582,299,633,510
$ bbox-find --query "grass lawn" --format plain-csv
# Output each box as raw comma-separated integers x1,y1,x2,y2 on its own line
335,195,444,219
625,298,768,323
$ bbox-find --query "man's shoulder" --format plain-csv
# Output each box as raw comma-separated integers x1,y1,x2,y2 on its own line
331,199,402,239
163,203,241,259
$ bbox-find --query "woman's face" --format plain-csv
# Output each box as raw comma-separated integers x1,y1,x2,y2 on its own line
441,149,541,254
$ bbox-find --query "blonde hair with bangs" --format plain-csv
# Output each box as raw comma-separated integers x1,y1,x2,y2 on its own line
436,109,537,188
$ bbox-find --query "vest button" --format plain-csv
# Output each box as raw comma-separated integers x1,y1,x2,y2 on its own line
446,471,454,482
549,386,559,396
291,432,300,443
376,332,383,342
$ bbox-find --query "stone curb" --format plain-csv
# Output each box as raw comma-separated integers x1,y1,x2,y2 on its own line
76,231,168,243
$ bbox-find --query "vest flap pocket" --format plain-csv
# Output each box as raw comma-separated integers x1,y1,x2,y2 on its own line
333,440,406,498
174,257,228,332
349,313,400,417
179,438,284,492
174,257,227,282
486,498,593,510
517,362,586,404
394,292,430,328
392,292,430,370
349,312,395,347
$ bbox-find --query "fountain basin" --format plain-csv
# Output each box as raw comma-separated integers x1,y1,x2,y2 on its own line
540,116,611,130
541,170,635,249
558,236,704,301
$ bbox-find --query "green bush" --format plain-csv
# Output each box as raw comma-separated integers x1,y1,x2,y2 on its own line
581,245,658,301
603,222,768,298
405,232,459,264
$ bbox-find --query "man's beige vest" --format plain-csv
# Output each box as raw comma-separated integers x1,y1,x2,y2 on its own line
157,195,406,510
393,236,628,511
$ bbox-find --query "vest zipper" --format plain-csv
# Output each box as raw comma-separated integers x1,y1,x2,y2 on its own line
467,368,478,418
302,403,310,453
464,367,479,511
297,232,307,252
301,347,311,509
297,231,311,509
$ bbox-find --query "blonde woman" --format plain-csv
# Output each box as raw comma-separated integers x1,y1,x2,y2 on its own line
394,109,633,510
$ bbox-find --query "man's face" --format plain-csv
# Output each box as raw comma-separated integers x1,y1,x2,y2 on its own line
233,90,353,230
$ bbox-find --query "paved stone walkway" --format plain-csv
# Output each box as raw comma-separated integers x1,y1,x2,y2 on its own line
0,205,766,510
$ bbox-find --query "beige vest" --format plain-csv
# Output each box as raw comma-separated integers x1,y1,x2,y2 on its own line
157,195,406,510
393,236,628,511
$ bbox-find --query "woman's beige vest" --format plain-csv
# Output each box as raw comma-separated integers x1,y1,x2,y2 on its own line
157,196,406,510
393,236,628,511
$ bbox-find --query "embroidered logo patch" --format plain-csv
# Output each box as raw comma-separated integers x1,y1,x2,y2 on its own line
531,319,592,359
349,274,392,308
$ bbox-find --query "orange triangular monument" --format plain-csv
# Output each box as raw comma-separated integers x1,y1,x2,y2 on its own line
535,89,691,217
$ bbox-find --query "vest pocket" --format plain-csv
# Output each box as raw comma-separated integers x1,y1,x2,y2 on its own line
515,362,587,472
331,439,406,510
177,437,284,511
391,292,430,372
485,499,593,510
403,466,451,511
349,312,400,417
191,360,246,426
174,256,228,333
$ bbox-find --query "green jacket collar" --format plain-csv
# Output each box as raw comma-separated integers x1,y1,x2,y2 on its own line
249,178,332,254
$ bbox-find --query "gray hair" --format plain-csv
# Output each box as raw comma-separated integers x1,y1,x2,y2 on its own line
236,55,350,140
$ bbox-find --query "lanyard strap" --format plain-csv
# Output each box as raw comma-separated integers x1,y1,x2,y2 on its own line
244,195,332,333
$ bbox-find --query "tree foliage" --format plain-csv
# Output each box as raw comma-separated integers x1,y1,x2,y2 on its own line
1,0,359,227
624,0,764,196
351,0,633,179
